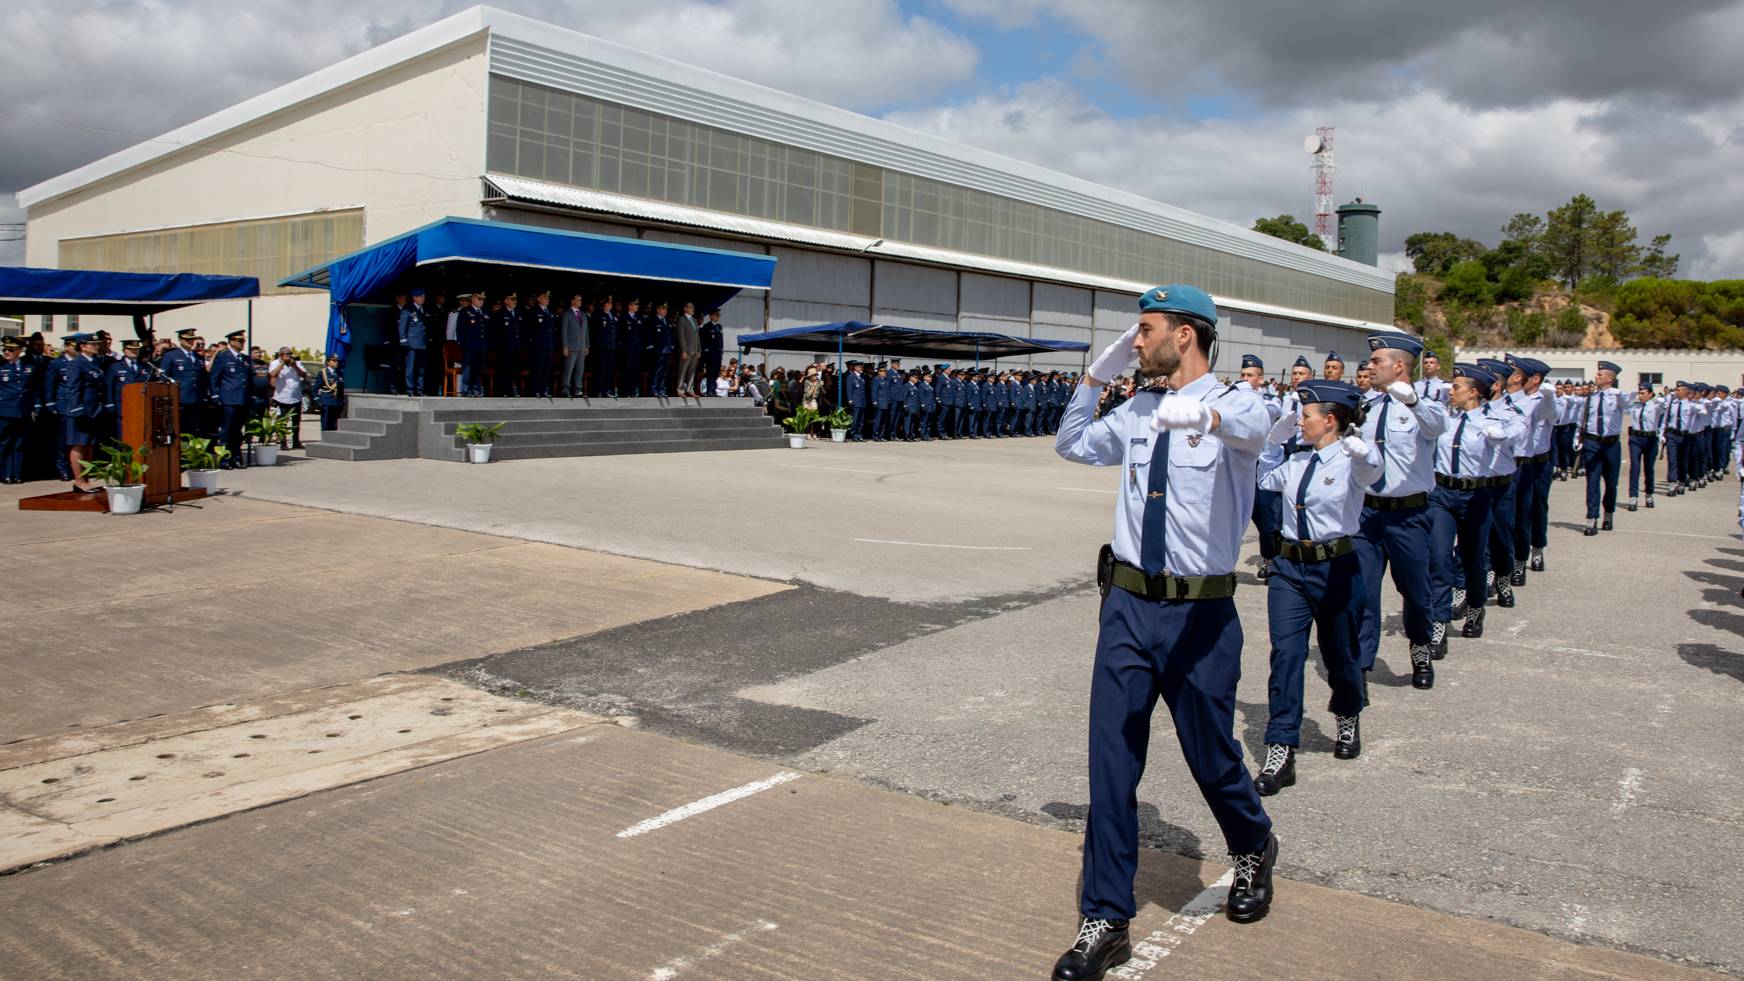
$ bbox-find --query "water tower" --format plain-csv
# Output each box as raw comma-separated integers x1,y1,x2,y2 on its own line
1336,198,1381,266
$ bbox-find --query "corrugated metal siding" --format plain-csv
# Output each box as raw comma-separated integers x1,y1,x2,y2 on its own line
1033,283,1092,330
872,260,956,328
959,273,1030,323
769,246,870,306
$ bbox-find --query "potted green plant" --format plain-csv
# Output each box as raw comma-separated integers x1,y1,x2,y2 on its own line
77,441,150,515
244,414,294,465
781,407,819,448
455,421,505,463
825,406,853,443
178,434,229,492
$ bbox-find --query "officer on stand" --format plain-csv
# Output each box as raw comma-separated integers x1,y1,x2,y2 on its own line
61,334,108,492
700,310,725,397
1241,354,1284,582
592,294,619,397
458,292,488,397
1252,379,1379,797
160,327,209,436
1051,285,1277,981
1626,383,1663,511
209,330,251,466
1356,332,1448,690
398,288,429,397
528,290,559,399
1579,360,1631,535
104,339,151,438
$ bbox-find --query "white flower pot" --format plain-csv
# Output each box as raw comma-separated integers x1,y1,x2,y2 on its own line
468,442,494,464
185,469,220,492
830,428,847,442
106,484,145,515
786,434,806,449
255,445,280,466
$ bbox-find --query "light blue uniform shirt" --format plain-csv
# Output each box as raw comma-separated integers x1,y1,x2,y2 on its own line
1556,394,1582,426
1665,397,1705,432
1478,402,1527,475
1436,407,1514,477
1580,387,1632,437
1505,388,1559,457
1358,391,1448,496
1414,377,1451,405
1259,439,1382,542
1625,396,1662,434
1056,371,1270,576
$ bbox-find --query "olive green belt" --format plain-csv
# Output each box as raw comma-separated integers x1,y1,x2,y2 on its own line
1109,562,1238,601
1276,536,1354,563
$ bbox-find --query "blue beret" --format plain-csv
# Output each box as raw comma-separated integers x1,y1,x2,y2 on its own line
1324,351,1344,364
1295,379,1362,410
1292,356,1311,369
1138,285,1218,328
1367,332,1424,357
1453,362,1496,395
1598,360,1621,373
1241,354,1263,369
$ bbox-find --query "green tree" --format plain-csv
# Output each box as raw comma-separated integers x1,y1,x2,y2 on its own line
1542,194,1599,288
1589,209,1641,282
1404,231,1486,275
1442,259,1496,305
1500,212,1545,250
1251,214,1325,250
1394,273,1430,329
1637,233,1679,279
1505,307,1548,344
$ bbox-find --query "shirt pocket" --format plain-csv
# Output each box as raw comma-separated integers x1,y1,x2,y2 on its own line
1165,430,1221,504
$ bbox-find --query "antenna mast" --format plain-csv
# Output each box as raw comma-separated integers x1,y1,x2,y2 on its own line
1310,126,1335,245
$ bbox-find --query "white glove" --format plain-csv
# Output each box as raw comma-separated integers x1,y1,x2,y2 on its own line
1150,396,1214,433
1267,409,1299,445
1087,323,1140,384
1340,434,1371,457
1483,423,1507,439
1386,380,1418,406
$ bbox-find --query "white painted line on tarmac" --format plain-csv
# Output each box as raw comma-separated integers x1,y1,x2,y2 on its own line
649,920,779,979
1611,768,1643,815
616,772,801,839
1058,486,1117,494
853,538,1033,550
779,464,890,475
1113,869,1234,978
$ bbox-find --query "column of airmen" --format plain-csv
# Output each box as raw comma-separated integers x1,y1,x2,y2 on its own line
0,326,271,488
435,289,724,400
1231,338,1737,799
849,359,1078,442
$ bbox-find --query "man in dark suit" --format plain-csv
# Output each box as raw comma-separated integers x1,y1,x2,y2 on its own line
700,310,725,396
559,293,589,398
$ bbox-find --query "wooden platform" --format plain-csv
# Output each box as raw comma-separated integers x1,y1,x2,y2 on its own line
18,487,210,512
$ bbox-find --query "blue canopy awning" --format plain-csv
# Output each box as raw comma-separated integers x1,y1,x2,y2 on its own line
735,321,1088,361
0,266,259,316
280,216,777,360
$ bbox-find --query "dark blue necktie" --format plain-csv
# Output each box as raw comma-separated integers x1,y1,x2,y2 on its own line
1139,408,1172,575
1294,451,1319,540
1451,414,1467,475
1596,392,1607,434
1372,395,1391,492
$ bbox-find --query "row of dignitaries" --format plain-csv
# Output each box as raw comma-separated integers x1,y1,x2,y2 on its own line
430,290,725,400
839,360,1077,442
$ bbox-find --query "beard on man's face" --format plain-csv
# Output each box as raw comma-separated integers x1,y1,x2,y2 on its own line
1137,339,1177,380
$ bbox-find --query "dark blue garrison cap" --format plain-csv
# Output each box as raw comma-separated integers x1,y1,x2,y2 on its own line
1598,360,1621,374
1366,332,1424,358
1295,379,1363,410
1241,354,1264,369
1454,363,1497,396
1292,356,1312,370
1476,358,1513,380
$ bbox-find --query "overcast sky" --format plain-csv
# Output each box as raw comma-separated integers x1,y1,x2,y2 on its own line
7,0,1744,278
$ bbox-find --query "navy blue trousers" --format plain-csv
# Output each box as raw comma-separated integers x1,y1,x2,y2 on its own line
1583,438,1622,518
1513,457,1550,556
1265,552,1366,746
1628,434,1659,498
1251,490,1282,561
849,403,867,441
1554,425,1578,470
1488,473,1517,575
0,417,24,481
1429,484,1492,621
1081,587,1271,920
1355,501,1434,671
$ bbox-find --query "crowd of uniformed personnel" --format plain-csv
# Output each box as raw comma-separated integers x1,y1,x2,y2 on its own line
0,326,344,490
816,359,1078,441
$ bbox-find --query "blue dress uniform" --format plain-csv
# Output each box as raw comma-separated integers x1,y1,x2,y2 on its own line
0,339,41,483
527,298,559,398
1254,380,1379,796
931,366,951,438
1429,365,1507,643
963,369,982,437
915,370,936,439
591,303,619,397
990,375,1009,436
1242,355,1285,578
160,331,209,436
899,374,919,440
1625,387,1662,509
458,299,488,396
44,347,81,478
1354,333,1448,684
104,347,151,438
398,291,430,396
646,308,674,397
492,300,524,397
1501,356,1560,577
869,363,890,440
844,363,868,441
1053,285,1275,963
700,315,725,396
59,341,108,451
1579,361,1631,533
209,336,252,463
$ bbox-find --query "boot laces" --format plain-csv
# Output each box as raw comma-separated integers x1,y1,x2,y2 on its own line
1411,643,1433,666
1073,918,1116,952
1431,621,1446,643
1497,581,1513,598
1451,587,1466,607
1261,743,1290,775
1336,715,1358,744
1230,850,1265,888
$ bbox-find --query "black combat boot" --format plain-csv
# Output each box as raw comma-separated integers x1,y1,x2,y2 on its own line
1051,917,1131,980
1225,834,1279,924
1255,744,1295,796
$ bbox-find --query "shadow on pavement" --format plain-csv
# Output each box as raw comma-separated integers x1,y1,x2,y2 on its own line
1677,642,1744,684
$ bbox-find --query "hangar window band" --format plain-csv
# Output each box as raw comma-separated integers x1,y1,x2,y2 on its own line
58,210,365,296
485,75,1392,324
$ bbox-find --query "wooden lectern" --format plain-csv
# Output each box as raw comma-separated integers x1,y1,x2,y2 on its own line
18,380,208,512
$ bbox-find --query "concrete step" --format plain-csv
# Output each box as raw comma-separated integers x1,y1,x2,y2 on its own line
479,425,781,448
305,442,413,462
426,407,773,423
315,430,375,449
439,417,781,436
337,419,391,437
349,407,408,423
485,435,786,459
